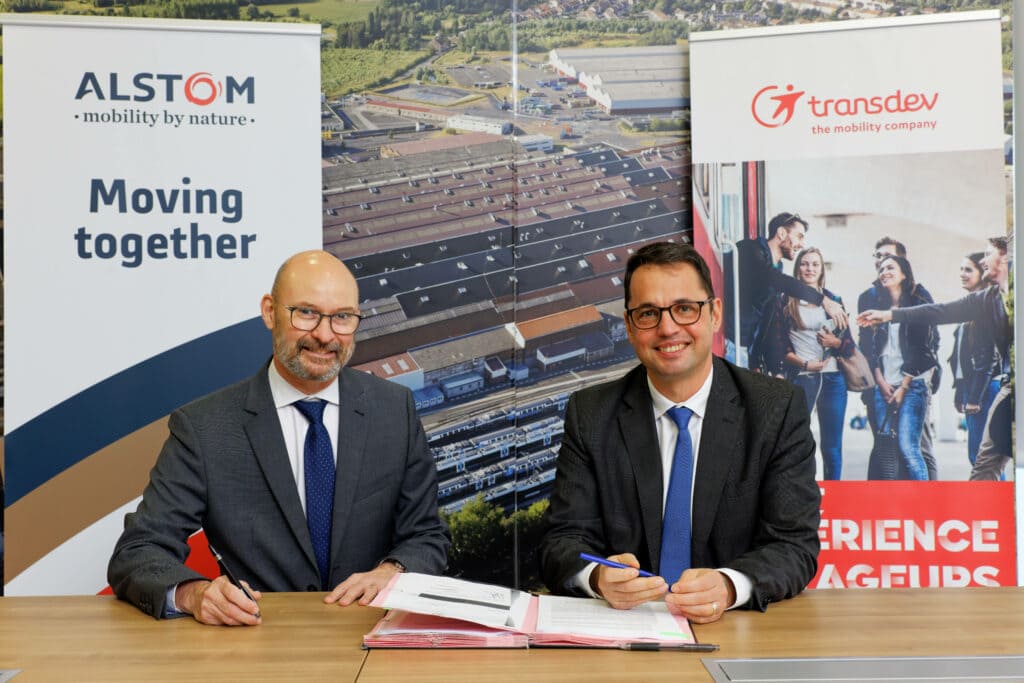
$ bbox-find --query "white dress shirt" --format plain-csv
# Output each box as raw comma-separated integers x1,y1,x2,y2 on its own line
266,362,340,512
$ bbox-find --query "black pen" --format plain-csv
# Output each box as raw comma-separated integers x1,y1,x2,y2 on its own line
622,642,719,652
208,543,261,618
534,642,719,652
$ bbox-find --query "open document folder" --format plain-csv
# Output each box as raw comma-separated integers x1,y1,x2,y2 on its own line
364,573,705,649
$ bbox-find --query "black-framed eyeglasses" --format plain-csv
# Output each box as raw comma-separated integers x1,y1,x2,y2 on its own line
626,299,715,329
283,305,363,334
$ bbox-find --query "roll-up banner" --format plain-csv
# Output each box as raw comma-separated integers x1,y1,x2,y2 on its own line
690,11,1017,587
2,15,322,594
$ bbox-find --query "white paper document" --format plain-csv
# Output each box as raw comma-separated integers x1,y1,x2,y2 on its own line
535,594,691,640
373,573,532,629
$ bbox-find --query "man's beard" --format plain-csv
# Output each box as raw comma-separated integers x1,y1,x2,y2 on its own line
276,336,352,382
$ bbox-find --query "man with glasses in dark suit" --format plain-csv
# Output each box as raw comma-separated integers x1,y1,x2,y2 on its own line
540,241,820,623
109,250,449,624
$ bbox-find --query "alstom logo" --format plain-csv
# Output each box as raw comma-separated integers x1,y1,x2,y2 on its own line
75,72,255,105
751,83,939,128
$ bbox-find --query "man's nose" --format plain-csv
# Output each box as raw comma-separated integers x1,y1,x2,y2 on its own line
657,309,682,333
311,316,336,340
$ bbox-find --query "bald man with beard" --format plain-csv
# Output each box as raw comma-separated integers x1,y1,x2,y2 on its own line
109,250,449,624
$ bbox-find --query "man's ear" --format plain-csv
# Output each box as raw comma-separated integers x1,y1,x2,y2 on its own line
709,298,723,333
260,294,275,330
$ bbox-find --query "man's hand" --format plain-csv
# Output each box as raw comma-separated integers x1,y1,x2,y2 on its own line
591,553,667,610
821,298,848,331
964,403,981,415
325,561,402,607
857,309,892,327
176,576,262,626
664,568,735,624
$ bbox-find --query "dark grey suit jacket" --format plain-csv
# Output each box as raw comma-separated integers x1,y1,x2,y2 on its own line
539,357,820,611
108,363,450,618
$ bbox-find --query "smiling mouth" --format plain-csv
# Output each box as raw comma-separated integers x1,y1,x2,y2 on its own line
657,342,689,353
301,346,339,361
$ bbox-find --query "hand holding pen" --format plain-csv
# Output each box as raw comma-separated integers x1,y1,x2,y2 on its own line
580,552,668,611
181,542,262,626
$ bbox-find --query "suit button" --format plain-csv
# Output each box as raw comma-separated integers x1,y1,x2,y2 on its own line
306,584,317,591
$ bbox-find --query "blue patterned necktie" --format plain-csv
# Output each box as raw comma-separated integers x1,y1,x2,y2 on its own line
293,399,335,590
660,405,694,584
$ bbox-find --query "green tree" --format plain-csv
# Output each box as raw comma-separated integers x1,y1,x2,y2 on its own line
444,496,549,590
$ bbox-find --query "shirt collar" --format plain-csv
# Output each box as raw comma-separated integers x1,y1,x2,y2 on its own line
267,361,340,409
647,364,714,421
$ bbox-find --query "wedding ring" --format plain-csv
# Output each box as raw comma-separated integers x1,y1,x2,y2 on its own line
711,601,719,615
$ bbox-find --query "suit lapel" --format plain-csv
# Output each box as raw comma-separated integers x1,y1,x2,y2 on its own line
243,368,319,573
330,368,369,571
619,368,666,571
691,358,743,548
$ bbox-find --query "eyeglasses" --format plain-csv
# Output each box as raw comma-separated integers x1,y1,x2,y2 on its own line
626,299,714,329
872,251,895,260
284,305,363,334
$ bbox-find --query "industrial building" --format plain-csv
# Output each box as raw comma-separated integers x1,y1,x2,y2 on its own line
324,138,691,511
548,45,688,114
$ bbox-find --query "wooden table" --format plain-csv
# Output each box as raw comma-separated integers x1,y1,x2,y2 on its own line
357,587,1024,683
1,588,1021,682
0,592,381,682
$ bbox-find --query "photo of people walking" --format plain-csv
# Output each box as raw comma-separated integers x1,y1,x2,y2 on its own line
698,151,1013,483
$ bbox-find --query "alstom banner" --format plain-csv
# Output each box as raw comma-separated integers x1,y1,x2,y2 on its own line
689,11,1016,588
3,15,321,593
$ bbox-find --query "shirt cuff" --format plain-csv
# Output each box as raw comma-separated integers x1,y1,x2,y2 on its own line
163,584,188,619
719,568,752,610
568,562,603,599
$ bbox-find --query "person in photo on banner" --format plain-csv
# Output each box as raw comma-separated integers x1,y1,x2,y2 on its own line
859,236,1014,482
539,241,821,624
108,250,450,625
758,247,857,480
856,238,939,480
947,252,999,469
728,212,849,372
859,255,940,481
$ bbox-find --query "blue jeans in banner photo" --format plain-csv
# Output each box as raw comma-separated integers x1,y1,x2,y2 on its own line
793,371,847,481
966,378,1001,467
873,379,930,481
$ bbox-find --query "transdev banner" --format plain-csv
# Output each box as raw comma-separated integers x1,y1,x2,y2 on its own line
3,15,321,594
689,11,1017,587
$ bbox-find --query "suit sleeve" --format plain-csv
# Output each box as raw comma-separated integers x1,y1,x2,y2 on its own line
538,393,608,595
381,387,450,575
107,409,211,619
726,386,821,611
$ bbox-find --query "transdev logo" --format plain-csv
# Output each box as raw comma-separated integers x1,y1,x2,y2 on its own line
751,84,805,128
750,82,940,129
75,72,255,106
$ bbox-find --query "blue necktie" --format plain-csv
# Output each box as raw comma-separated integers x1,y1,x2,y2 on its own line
293,399,335,590
660,405,694,583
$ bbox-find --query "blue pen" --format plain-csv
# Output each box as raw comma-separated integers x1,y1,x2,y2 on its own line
579,552,655,578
